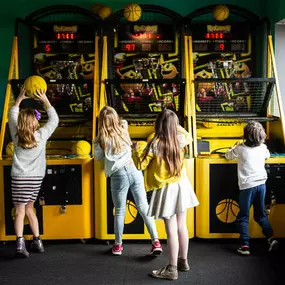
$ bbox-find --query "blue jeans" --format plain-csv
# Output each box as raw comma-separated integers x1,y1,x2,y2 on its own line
237,184,273,246
110,163,158,244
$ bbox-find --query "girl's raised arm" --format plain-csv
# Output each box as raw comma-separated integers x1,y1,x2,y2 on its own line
35,89,59,141
132,141,154,171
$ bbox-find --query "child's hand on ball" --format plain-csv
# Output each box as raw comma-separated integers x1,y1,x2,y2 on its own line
15,87,28,106
35,89,52,109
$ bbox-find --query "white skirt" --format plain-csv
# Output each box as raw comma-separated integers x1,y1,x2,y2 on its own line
147,176,199,220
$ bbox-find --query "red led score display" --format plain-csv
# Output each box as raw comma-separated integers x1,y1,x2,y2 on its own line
122,44,136,52
192,24,249,53
133,33,160,39
118,24,175,53
206,33,225,39
43,33,77,52
121,33,161,51
34,24,95,54
204,33,234,39
56,33,75,40
215,43,225,51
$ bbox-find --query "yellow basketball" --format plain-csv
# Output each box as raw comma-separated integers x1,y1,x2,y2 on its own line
135,141,148,153
24,75,47,98
71,140,91,156
123,4,142,22
213,5,229,21
216,199,239,223
91,3,104,14
6,141,14,157
98,5,112,19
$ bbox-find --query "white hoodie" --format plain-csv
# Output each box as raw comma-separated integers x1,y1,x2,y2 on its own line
225,143,270,190
94,120,132,177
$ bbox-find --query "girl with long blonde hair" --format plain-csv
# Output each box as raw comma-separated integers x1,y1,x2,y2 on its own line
8,87,59,258
94,106,162,256
132,109,199,280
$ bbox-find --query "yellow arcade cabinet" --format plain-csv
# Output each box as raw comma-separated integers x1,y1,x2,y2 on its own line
0,5,102,241
186,5,285,238
94,4,196,240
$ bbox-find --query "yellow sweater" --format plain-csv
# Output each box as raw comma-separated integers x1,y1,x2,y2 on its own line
132,126,192,191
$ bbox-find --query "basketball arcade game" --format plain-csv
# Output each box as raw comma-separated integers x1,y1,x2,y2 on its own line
187,5,285,238
95,4,195,240
0,5,102,240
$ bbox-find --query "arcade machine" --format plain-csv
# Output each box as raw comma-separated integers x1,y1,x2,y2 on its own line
0,5,102,240
94,4,195,240
187,5,285,238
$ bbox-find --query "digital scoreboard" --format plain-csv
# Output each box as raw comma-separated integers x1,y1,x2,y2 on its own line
192,24,250,53
117,23,175,53
33,24,95,53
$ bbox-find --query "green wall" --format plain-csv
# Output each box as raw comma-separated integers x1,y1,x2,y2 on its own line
265,0,285,23
0,0,264,119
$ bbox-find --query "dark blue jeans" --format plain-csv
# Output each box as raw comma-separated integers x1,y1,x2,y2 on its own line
237,184,273,246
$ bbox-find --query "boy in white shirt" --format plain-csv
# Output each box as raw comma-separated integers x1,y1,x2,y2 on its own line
225,121,278,255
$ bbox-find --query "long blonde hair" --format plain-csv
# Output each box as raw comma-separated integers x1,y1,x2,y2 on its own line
95,106,131,153
17,109,39,149
144,109,182,177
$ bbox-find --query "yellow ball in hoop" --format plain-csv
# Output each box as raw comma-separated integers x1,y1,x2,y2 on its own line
6,141,14,157
98,6,112,19
123,4,142,22
91,3,104,14
213,5,230,21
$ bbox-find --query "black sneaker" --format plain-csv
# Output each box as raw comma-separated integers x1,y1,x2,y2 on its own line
268,238,279,252
237,245,250,256
30,237,45,253
15,237,29,258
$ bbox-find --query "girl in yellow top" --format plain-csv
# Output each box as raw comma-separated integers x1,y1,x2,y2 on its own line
132,109,199,281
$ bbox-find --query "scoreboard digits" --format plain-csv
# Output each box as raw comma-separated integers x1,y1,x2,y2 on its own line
34,24,95,53
118,23,175,53
192,24,249,53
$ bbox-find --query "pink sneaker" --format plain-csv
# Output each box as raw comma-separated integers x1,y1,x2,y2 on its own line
112,244,123,256
151,240,163,256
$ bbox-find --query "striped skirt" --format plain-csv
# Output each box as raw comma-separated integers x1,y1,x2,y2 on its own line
11,176,43,205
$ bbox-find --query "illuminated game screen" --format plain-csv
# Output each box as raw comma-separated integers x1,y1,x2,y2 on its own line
190,23,270,115
31,24,96,119
33,24,95,54
11,82,93,120
109,23,184,117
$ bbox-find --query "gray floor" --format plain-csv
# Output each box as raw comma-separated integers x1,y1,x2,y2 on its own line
0,239,284,285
